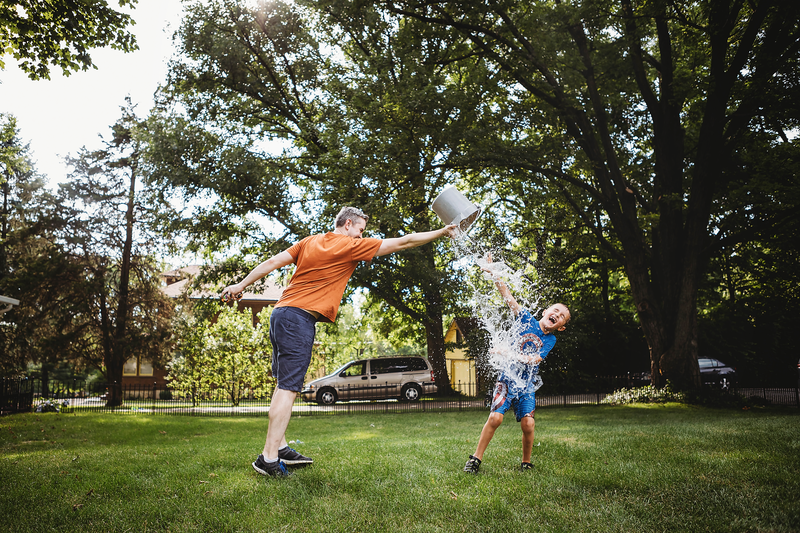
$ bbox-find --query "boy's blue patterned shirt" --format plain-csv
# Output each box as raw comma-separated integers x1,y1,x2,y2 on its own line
499,308,557,394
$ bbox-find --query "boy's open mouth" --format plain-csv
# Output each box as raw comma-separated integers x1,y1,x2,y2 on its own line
548,315,557,324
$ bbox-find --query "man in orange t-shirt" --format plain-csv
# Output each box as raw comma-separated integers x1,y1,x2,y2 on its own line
222,206,457,478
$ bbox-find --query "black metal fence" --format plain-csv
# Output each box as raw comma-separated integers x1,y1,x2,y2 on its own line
2,378,798,416
0,378,34,416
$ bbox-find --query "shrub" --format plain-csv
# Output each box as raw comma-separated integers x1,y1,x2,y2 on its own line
684,386,766,408
34,399,70,413
602,383,685,405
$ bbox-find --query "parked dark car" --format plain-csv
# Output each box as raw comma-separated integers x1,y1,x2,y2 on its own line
698,358,736,387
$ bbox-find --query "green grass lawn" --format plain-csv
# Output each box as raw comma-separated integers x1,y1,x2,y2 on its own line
2,404,799,532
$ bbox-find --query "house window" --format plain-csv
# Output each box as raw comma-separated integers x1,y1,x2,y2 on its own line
123,357,138,376
139,359,154,376
123,356,154,376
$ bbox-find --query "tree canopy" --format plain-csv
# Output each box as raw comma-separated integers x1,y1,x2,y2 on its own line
0,107,175,404
141,0,800,390
378,0,800,388
0,0,138,80
9,0,797,391
143,0,494,391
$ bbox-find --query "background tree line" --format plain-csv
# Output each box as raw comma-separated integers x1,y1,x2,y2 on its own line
1,0,798,401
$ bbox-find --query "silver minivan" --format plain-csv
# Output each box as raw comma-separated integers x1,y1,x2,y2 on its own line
301,356,437,405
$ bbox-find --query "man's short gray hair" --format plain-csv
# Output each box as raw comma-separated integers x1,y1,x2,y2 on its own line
335,206,369,228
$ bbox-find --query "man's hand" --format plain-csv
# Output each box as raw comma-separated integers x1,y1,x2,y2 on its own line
221,284,244,303
442,224,459,238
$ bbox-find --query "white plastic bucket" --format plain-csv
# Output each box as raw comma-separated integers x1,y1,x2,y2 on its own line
431,186,481,231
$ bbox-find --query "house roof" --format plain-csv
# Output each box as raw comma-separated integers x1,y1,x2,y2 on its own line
452,317,485,336
160,265,284,303
161,265,201,280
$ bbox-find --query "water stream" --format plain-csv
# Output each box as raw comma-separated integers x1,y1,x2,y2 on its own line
450,229,547,391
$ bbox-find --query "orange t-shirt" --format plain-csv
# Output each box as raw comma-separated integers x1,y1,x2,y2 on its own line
275,232,383,322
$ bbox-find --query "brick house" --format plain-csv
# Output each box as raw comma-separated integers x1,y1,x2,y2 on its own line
120,265,284,388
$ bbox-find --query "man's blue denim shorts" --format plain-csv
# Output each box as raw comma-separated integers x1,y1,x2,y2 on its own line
269,307,318,392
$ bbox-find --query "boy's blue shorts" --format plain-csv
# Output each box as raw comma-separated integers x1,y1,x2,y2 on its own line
269,307,318,392
489,380,536,422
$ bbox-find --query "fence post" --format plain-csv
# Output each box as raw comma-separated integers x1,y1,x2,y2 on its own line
153,382,157,414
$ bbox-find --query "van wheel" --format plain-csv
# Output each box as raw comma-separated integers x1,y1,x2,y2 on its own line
400,383,422,402
317,387,338,406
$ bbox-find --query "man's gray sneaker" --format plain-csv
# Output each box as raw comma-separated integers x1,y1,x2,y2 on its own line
464,455,481,474
252,454,292,477
279,446,313,465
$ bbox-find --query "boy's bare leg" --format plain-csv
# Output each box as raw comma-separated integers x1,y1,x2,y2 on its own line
521,415,535,463
473,412,504,460
262,388,297,458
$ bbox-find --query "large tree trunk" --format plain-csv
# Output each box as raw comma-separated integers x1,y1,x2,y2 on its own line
40,363,51,399
94,267,124,407
425,315,452,395
104,161,137,408
422,254,453,395
628,264,702,390
105,359,124,408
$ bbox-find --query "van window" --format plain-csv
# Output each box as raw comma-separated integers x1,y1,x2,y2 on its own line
370,357,428,374
371,358,398,375
406,358,429,371
341,362,366,377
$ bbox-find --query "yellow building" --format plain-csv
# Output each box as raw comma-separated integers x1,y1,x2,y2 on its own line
444,317,488,396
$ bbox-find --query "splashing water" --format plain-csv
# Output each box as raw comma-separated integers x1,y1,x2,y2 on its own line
450,229,548,391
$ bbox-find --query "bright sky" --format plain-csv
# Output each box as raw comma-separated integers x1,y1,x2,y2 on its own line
0,0,185,188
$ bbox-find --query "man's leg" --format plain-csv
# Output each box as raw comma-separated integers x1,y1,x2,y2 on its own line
261,306,316,465
263,387,297,459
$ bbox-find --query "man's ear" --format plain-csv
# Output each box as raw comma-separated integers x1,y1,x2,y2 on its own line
557,326,566,332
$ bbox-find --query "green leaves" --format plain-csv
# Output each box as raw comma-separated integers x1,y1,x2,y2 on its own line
0,0,139,80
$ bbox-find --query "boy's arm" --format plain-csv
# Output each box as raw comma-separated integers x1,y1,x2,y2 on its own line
527,354,544,365
526,339,556,366
481,253,522,315
494,278,522,316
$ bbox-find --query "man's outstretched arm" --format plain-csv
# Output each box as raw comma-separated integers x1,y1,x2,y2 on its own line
375,225,457,257
221,251,294,300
